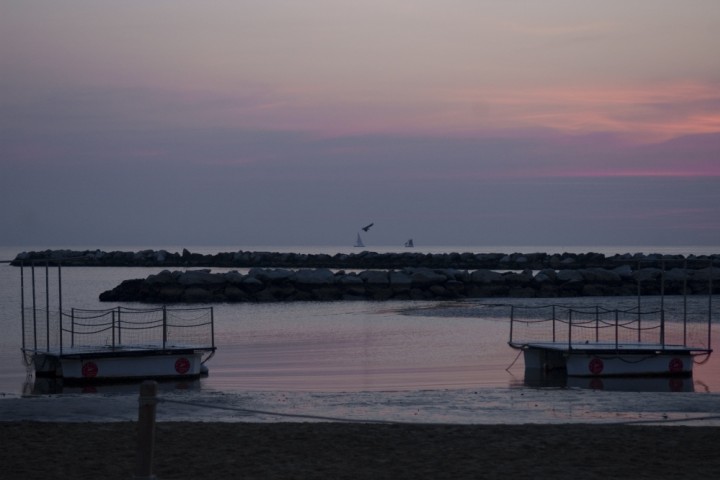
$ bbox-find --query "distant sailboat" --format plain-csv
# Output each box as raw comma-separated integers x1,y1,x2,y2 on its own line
404,238,414,247
354,233,365,248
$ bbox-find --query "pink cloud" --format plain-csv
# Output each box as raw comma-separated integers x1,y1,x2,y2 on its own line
438,81,720,143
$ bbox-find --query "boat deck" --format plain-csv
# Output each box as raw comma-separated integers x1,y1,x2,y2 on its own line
509,341,708,355
24,344,216,360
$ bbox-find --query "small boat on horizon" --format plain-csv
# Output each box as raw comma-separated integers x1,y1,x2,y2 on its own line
354,233,365,248
404,239,414,247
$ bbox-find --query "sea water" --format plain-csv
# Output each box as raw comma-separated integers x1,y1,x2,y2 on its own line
1,245,719,424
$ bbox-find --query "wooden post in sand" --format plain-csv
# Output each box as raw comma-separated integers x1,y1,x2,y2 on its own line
134,381,158,480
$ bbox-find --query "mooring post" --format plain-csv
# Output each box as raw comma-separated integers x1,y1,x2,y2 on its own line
134,380,158,480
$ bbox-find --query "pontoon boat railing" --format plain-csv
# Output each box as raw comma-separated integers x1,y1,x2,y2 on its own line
19,261,215,358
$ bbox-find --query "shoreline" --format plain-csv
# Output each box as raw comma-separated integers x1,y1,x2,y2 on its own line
2,422,719,479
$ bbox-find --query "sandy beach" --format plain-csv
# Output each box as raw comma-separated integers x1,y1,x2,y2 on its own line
2,421,719,479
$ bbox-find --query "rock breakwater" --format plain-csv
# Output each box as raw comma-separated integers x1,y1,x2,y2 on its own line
12,248,720,270
99,265,719,303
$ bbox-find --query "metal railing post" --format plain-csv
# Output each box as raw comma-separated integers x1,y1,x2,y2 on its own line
709,259,713,351
117,307,122,345
32,263,37,351
568,309,573,350
71,308,75,348
211,307,215,350
20,262,25,352
58,263,63,354
508,305,514,343
162,306,167,350
660,309,665,347
45,261,50,351
637,260,642,342
59,307,63,355
614,310,619,350
683,259,688,346
552,305,556,343
595,305,599,343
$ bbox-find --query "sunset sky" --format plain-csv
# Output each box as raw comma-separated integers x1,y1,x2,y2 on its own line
2,1,719,248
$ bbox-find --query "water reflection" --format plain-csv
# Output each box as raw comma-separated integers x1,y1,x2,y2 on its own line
522,369,695,392
25,376,202,395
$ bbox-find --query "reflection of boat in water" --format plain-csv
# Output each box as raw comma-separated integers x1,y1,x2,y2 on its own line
404,238,414,247
522,368,695,392
26,376,203,395
354,233,365,248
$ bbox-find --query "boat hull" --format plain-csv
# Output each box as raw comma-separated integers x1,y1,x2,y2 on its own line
27,348,209,381
520,344,696,377
564,352,693,377
59,352,204,380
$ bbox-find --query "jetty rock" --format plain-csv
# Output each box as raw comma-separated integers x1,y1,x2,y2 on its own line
98,266,718,304
11,248,720,271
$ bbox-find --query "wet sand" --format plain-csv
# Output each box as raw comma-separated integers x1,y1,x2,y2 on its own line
1,421,719,479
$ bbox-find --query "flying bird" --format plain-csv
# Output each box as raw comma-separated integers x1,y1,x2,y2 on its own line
362,223,374,232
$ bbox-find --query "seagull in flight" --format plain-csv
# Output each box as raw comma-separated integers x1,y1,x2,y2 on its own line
362,222,374,232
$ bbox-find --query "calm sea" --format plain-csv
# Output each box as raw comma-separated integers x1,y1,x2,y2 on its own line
1,245,718,399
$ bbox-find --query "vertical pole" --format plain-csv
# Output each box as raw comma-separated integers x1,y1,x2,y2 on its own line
117,307,122,345
660,260,665,310
568,309,573,350
57,262,62,320
71,308,75,348
210,307,215,349
637,260,642,342
45,261,50,351
508,305,514,343
162,306,167,350
636,260,641,310
32,263,37,351
660,260,665,347
111,310,116,350
683,259,688,346
134,380,158,480
614,310,619,350
595,305,599,343
20,262,25,352
660,309,665,348
58,263,63,354
551,305,556,343
709,259,713,351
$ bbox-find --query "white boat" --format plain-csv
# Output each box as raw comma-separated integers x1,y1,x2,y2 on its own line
354,233,365,248
508,260,714,379
404,239,414,247
508,300,712,378
19,262,216,383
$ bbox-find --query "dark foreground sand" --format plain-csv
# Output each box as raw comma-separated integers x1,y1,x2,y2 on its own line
1,422,719,479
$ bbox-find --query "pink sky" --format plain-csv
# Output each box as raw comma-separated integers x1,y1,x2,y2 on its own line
1,1,719,246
